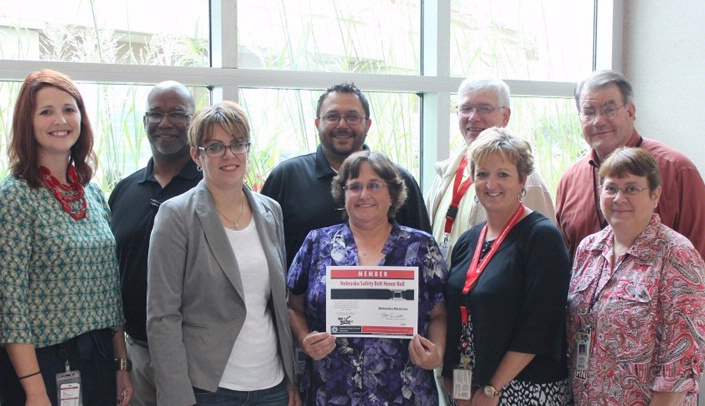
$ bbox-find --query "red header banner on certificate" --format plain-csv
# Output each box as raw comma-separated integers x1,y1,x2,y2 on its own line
326,266,418,339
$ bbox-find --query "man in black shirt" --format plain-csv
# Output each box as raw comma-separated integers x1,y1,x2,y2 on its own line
261,82,431,269
109,81,201,406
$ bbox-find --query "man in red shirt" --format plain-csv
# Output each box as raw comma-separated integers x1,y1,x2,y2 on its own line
556,70,705,259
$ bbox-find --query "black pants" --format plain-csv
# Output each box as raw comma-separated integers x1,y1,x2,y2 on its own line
0,329,116,406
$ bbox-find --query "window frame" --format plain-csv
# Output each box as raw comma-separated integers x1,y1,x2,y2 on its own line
0,0,622,191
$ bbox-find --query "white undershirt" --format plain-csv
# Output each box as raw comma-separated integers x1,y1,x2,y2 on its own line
219,219,284,391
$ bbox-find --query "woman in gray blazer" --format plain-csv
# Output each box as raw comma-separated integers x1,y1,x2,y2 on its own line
146,101,299,406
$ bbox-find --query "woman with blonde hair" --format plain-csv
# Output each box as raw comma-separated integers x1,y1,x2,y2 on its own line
147,101,299,406
443,127,571,405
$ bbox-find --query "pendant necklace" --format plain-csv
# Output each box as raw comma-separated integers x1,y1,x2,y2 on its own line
218,196,245,230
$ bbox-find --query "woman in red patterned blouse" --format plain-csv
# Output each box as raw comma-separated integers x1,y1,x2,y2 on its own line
567,147,705,405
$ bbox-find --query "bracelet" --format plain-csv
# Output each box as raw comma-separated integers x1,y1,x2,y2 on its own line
115,358,132,372
18,371,41,380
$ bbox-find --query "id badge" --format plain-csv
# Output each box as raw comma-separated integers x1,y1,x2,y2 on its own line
574,327,591,380
452,368,472,400
439,240,452,265
56,370,83,406
294,347,306,376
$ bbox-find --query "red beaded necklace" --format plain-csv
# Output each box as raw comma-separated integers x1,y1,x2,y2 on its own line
39,165,87,221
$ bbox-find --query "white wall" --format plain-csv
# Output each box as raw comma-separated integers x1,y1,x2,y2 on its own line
622,0,705,174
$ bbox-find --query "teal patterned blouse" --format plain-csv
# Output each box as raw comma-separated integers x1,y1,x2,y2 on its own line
0,175,124,348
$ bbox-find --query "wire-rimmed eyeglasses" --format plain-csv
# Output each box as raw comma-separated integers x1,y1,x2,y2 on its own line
599,184,649,197
343,181,388,195
457,104,505,116
579,103,626,123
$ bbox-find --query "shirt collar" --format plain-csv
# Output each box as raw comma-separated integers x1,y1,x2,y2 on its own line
587,213,661,261
337,220,403,254
314,144,372,179
139,158,201,184
625,213,662,260
589,129,642,167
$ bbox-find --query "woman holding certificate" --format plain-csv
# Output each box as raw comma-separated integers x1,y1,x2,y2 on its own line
442,128,571,405
287,151,448,405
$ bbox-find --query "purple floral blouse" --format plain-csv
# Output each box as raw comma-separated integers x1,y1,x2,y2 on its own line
287,222,448,406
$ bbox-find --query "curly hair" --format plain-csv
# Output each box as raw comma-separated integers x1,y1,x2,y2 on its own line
331,151,407,222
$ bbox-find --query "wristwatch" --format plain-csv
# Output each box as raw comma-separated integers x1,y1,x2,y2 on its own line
115,358,132,372
483,385,501,398
330,289,415,300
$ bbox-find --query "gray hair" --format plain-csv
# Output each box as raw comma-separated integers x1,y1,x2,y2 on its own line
574,70,634,111
456,76,511,109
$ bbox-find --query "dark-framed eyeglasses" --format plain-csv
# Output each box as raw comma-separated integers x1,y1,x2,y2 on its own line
457,104,504,116
579,103,626,123
343,180,388,195
599,184,649,197
198,142,251,158
144,111,191,124
320,112,366,125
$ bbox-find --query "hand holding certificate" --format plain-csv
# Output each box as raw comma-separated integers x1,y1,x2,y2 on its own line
300,331,336,361
409,334,443,370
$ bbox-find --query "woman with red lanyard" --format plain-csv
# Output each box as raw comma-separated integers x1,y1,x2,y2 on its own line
441,127,571,405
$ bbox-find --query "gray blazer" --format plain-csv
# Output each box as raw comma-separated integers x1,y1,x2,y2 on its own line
146,181,295,406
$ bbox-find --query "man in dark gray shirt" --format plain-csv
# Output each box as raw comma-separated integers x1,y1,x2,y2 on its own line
109,81,201,406
261,82,430,269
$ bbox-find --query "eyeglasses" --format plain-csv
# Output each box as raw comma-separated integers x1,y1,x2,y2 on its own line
198,142,251,158
579,103,626,123
343,181,388,195
457,104,504,116
144,111,191,124
599,184,649,197
320,112,367,125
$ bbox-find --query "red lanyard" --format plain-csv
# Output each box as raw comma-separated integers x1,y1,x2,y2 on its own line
460,203,525,323
443,156,473,235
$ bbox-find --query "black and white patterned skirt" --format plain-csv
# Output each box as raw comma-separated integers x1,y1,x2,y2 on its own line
450,315,572,406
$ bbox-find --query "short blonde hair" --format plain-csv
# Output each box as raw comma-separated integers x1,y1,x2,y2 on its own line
188,101,250,147
467,127,534,182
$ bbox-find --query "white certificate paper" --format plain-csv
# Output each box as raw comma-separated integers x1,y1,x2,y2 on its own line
326,266,418,339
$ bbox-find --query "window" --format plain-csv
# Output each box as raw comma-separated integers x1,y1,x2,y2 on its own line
450,0,594,81
0,0,209,66
0,0,603,196
450,96,588,192
0,81,210,191
240,88,420,190
238,0,420,74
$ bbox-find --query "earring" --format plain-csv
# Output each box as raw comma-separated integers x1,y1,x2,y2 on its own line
473,195,479,203
196,165,202,172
